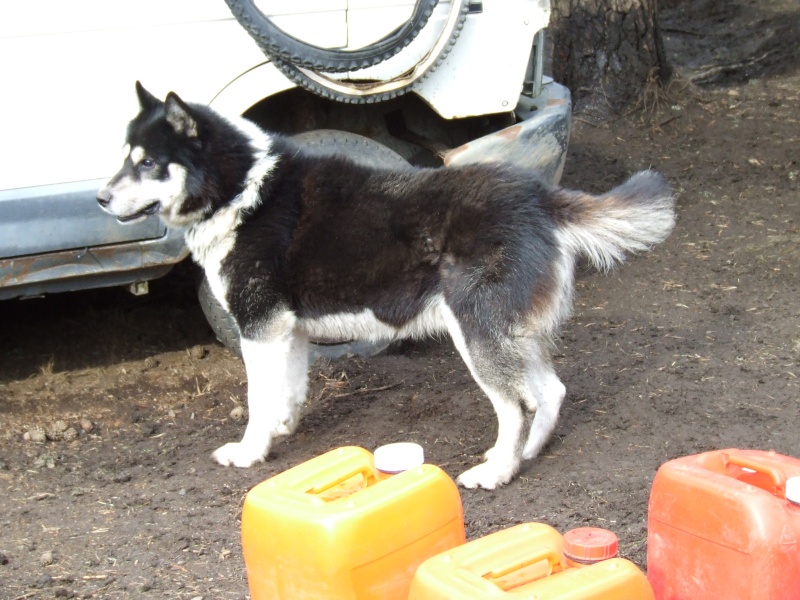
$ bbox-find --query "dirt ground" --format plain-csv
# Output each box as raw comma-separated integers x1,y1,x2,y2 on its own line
2,0,799,597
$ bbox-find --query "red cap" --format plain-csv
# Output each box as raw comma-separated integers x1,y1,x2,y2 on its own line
563,527,619,564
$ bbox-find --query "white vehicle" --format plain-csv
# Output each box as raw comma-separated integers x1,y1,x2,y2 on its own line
0,0,570,351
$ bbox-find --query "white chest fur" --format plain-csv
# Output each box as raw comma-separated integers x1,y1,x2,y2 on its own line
183,116,278,313
185,208,238,312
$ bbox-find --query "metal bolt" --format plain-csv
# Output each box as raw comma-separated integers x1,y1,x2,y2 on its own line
127,281,149,296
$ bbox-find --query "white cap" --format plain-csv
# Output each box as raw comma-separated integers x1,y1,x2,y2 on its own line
374,442,425,474
786,476,800,506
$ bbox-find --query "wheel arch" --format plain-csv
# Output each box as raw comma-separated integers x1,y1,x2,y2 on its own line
208,61,297,117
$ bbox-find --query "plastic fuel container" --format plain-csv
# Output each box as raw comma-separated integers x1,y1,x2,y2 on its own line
647,448,800,600
409,522,654,599
241,444,465,600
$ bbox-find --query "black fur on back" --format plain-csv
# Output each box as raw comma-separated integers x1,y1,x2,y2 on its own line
220,138,562,340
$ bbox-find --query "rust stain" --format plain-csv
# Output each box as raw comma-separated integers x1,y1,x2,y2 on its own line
495,124,523,141
89,245,128,259
443,144,471,167
547,98,566,107
1,242,137,287
0,258,33,285
0,259,26,285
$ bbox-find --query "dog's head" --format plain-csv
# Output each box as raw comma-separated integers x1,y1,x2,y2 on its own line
97,82,217,228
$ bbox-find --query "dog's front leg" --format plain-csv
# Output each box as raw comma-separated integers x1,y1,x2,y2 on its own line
212,318,309,468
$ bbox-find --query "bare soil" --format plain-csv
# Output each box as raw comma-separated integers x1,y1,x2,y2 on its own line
2,0,799,597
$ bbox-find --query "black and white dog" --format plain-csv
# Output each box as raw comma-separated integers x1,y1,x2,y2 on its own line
98,82,675,489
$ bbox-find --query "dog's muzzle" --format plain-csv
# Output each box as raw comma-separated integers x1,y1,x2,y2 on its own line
116,201,161,223
96,187,112,208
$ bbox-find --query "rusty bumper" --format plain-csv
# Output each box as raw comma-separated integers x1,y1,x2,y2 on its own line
444,78,572,185
0,229,188,300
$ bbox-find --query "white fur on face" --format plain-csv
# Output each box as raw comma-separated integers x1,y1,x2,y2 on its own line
101,163,190,225
160,163,208,226
130,146,146,166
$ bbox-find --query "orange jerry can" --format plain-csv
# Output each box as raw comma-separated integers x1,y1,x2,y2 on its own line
241,445,465,600
647,448,800,600
409,522,655,599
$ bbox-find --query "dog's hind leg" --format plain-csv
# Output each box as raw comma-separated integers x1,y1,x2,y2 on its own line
521,351,566,460
212,314,309,468
441,309,532,489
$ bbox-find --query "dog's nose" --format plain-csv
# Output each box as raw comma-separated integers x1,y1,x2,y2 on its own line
96,188,111,207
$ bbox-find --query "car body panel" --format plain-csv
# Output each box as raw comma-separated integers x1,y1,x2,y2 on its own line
0,1,271,298
0,0,268,191
0,181,165,259
0,225,188,301
444,78,572,185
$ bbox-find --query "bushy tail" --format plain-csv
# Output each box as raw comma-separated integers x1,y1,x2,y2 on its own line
555,170,676,270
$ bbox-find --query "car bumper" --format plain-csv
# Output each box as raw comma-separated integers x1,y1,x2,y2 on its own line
0,227,188,300
442,78,572,186
0,178,189,299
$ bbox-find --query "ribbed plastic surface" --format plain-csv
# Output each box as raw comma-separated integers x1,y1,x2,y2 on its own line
563,527,619,564
409,522,653,599
647,449,800,600
242,446,465,600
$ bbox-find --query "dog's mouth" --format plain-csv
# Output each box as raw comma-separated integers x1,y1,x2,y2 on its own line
117,201,161,223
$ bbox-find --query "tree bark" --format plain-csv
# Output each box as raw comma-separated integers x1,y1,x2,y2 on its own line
549,0,671,117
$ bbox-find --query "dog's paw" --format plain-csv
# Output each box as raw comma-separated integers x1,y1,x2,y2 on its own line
272,416,297,436
483,446,501,462
521,445,541,461
456,462,514,490
273,423,292,436
212,442,267,468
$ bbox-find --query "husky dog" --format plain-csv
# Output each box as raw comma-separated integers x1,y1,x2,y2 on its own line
98,82,675,489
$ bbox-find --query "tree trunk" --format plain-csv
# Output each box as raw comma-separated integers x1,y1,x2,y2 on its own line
549,0,671,117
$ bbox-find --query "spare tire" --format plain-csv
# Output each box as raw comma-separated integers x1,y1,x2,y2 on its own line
224,0,439,73
198,275,242,358
271,0,469,104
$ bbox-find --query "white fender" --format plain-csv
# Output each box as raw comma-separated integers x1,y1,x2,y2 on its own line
209,61,297,117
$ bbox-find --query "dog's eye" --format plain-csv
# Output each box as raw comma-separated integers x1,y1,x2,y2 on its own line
139,158,155,170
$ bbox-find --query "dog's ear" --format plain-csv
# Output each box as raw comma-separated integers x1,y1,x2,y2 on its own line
135,81,161,111
164,92,199,139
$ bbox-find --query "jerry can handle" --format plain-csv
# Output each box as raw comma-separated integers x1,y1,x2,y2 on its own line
482,547,562,590
306,464,376,496
722,451,787,497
